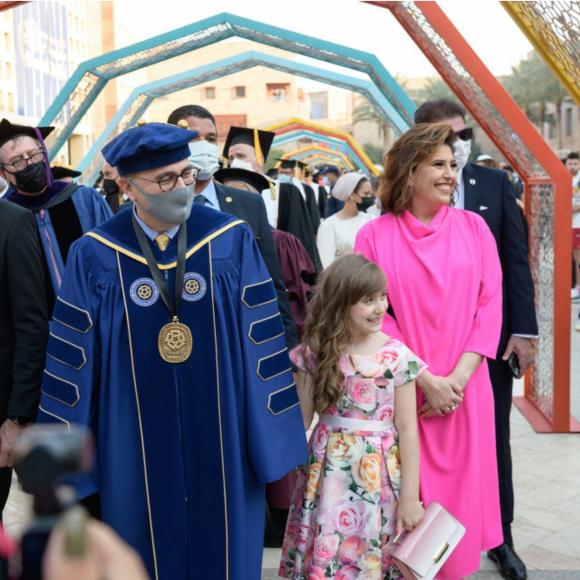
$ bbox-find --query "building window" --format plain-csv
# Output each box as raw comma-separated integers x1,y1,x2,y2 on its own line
309,91,328,120
565,108,573,137
5,62,11,79
267,83,290,101
204,86,216,99
7,92,14,112
4,32,10,51
234,86,246,98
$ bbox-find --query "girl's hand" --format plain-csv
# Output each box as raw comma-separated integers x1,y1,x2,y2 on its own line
417,373,463,418
396,499,425,534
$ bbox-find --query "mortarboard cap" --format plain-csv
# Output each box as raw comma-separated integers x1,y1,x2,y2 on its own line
222,126,275,165
51,165,82,180
277,158,307,170
0,118,54,147
102,122,198,176
214,167,269,193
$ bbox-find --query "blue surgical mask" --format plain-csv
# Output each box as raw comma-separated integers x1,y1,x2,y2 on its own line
188,140,220,180
277,174,292,184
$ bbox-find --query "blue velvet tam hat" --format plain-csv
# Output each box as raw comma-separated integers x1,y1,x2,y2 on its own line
102,122,198,176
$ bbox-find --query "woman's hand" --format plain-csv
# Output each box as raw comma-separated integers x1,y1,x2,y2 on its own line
396,499,425,533
417,372,463,418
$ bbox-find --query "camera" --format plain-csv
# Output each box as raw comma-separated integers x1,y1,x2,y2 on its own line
11,425,92,580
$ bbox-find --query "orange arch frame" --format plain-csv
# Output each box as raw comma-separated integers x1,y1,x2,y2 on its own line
370,1,574,432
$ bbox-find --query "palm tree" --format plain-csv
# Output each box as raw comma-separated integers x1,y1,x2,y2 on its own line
353,97,392,144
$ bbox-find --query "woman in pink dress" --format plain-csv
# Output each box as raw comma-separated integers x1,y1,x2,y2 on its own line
355,123,503,579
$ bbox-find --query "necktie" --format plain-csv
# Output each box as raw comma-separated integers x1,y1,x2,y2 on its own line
155,233,170,252
194,194,207,205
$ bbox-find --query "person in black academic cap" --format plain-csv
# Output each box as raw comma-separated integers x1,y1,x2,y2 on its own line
167,106,298,349
222,126,322,271
215,166,317,337
277,158,321,235
0,118,112,310
51,165,82,183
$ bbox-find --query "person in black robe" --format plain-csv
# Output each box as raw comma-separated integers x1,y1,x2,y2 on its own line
0,119,112,310
276,158,321,236
223,126,322,271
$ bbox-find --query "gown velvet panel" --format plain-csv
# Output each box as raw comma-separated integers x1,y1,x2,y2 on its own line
355,206,503,580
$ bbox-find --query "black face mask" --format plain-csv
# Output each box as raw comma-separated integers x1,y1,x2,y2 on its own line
13,161,48,193
102,178,120,197
356,197,376,213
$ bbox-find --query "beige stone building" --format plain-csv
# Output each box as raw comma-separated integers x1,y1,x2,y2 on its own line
145,40,310,143
0,1,146,167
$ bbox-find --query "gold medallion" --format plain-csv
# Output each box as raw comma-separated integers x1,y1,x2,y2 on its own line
158,318,193,363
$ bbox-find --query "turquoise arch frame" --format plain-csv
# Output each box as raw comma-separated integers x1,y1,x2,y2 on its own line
39,12,415,160
79,50,407,183
273,130,370,173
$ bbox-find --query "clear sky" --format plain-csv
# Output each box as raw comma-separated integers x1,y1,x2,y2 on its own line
119,0,533,79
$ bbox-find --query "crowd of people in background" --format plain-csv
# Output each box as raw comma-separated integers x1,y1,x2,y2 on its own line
0,96,555,580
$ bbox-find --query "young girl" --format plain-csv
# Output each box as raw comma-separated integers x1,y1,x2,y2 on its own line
279,254,426,579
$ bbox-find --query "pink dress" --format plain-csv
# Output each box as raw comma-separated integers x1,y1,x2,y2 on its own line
355,206,503,579
279,339,427,579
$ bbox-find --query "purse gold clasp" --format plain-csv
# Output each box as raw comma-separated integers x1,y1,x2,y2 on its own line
433,542,450,563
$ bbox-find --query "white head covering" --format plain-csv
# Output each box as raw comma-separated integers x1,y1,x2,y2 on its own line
331,172,366,201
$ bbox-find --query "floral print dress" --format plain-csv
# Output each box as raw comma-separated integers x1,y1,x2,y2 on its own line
279,339,426,580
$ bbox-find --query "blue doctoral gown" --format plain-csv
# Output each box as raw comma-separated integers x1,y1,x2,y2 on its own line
39,205,307,580
6,182,112,298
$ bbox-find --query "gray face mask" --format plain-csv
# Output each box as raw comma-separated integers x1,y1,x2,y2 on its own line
133,182,195,225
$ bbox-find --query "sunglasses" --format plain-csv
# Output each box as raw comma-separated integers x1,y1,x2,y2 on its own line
454,127,473,141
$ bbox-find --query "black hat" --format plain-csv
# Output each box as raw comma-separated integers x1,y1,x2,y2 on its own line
277,158,307,170
321,164,340,176
51,165,82,180
0,118,54,147
214,167,269,193
222,126,275,164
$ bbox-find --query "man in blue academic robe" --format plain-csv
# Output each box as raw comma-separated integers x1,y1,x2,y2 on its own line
39,122,307,580
0,119,112,309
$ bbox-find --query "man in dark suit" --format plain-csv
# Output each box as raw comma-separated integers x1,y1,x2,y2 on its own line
415,99,538,580
0,200,48,515
167,105,298,349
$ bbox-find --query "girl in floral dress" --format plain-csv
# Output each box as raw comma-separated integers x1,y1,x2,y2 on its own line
279,254,426,580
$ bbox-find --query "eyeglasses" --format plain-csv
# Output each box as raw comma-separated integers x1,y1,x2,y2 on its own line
1,150,45,173
454,128,473,141
131,166,199,192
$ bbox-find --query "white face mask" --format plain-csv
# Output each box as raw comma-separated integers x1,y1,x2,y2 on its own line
230,158,254,172
188,140,220,181
453,139,472,172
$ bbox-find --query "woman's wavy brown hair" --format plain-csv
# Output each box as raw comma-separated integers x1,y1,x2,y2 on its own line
302,254,386,413
379,123,456,215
